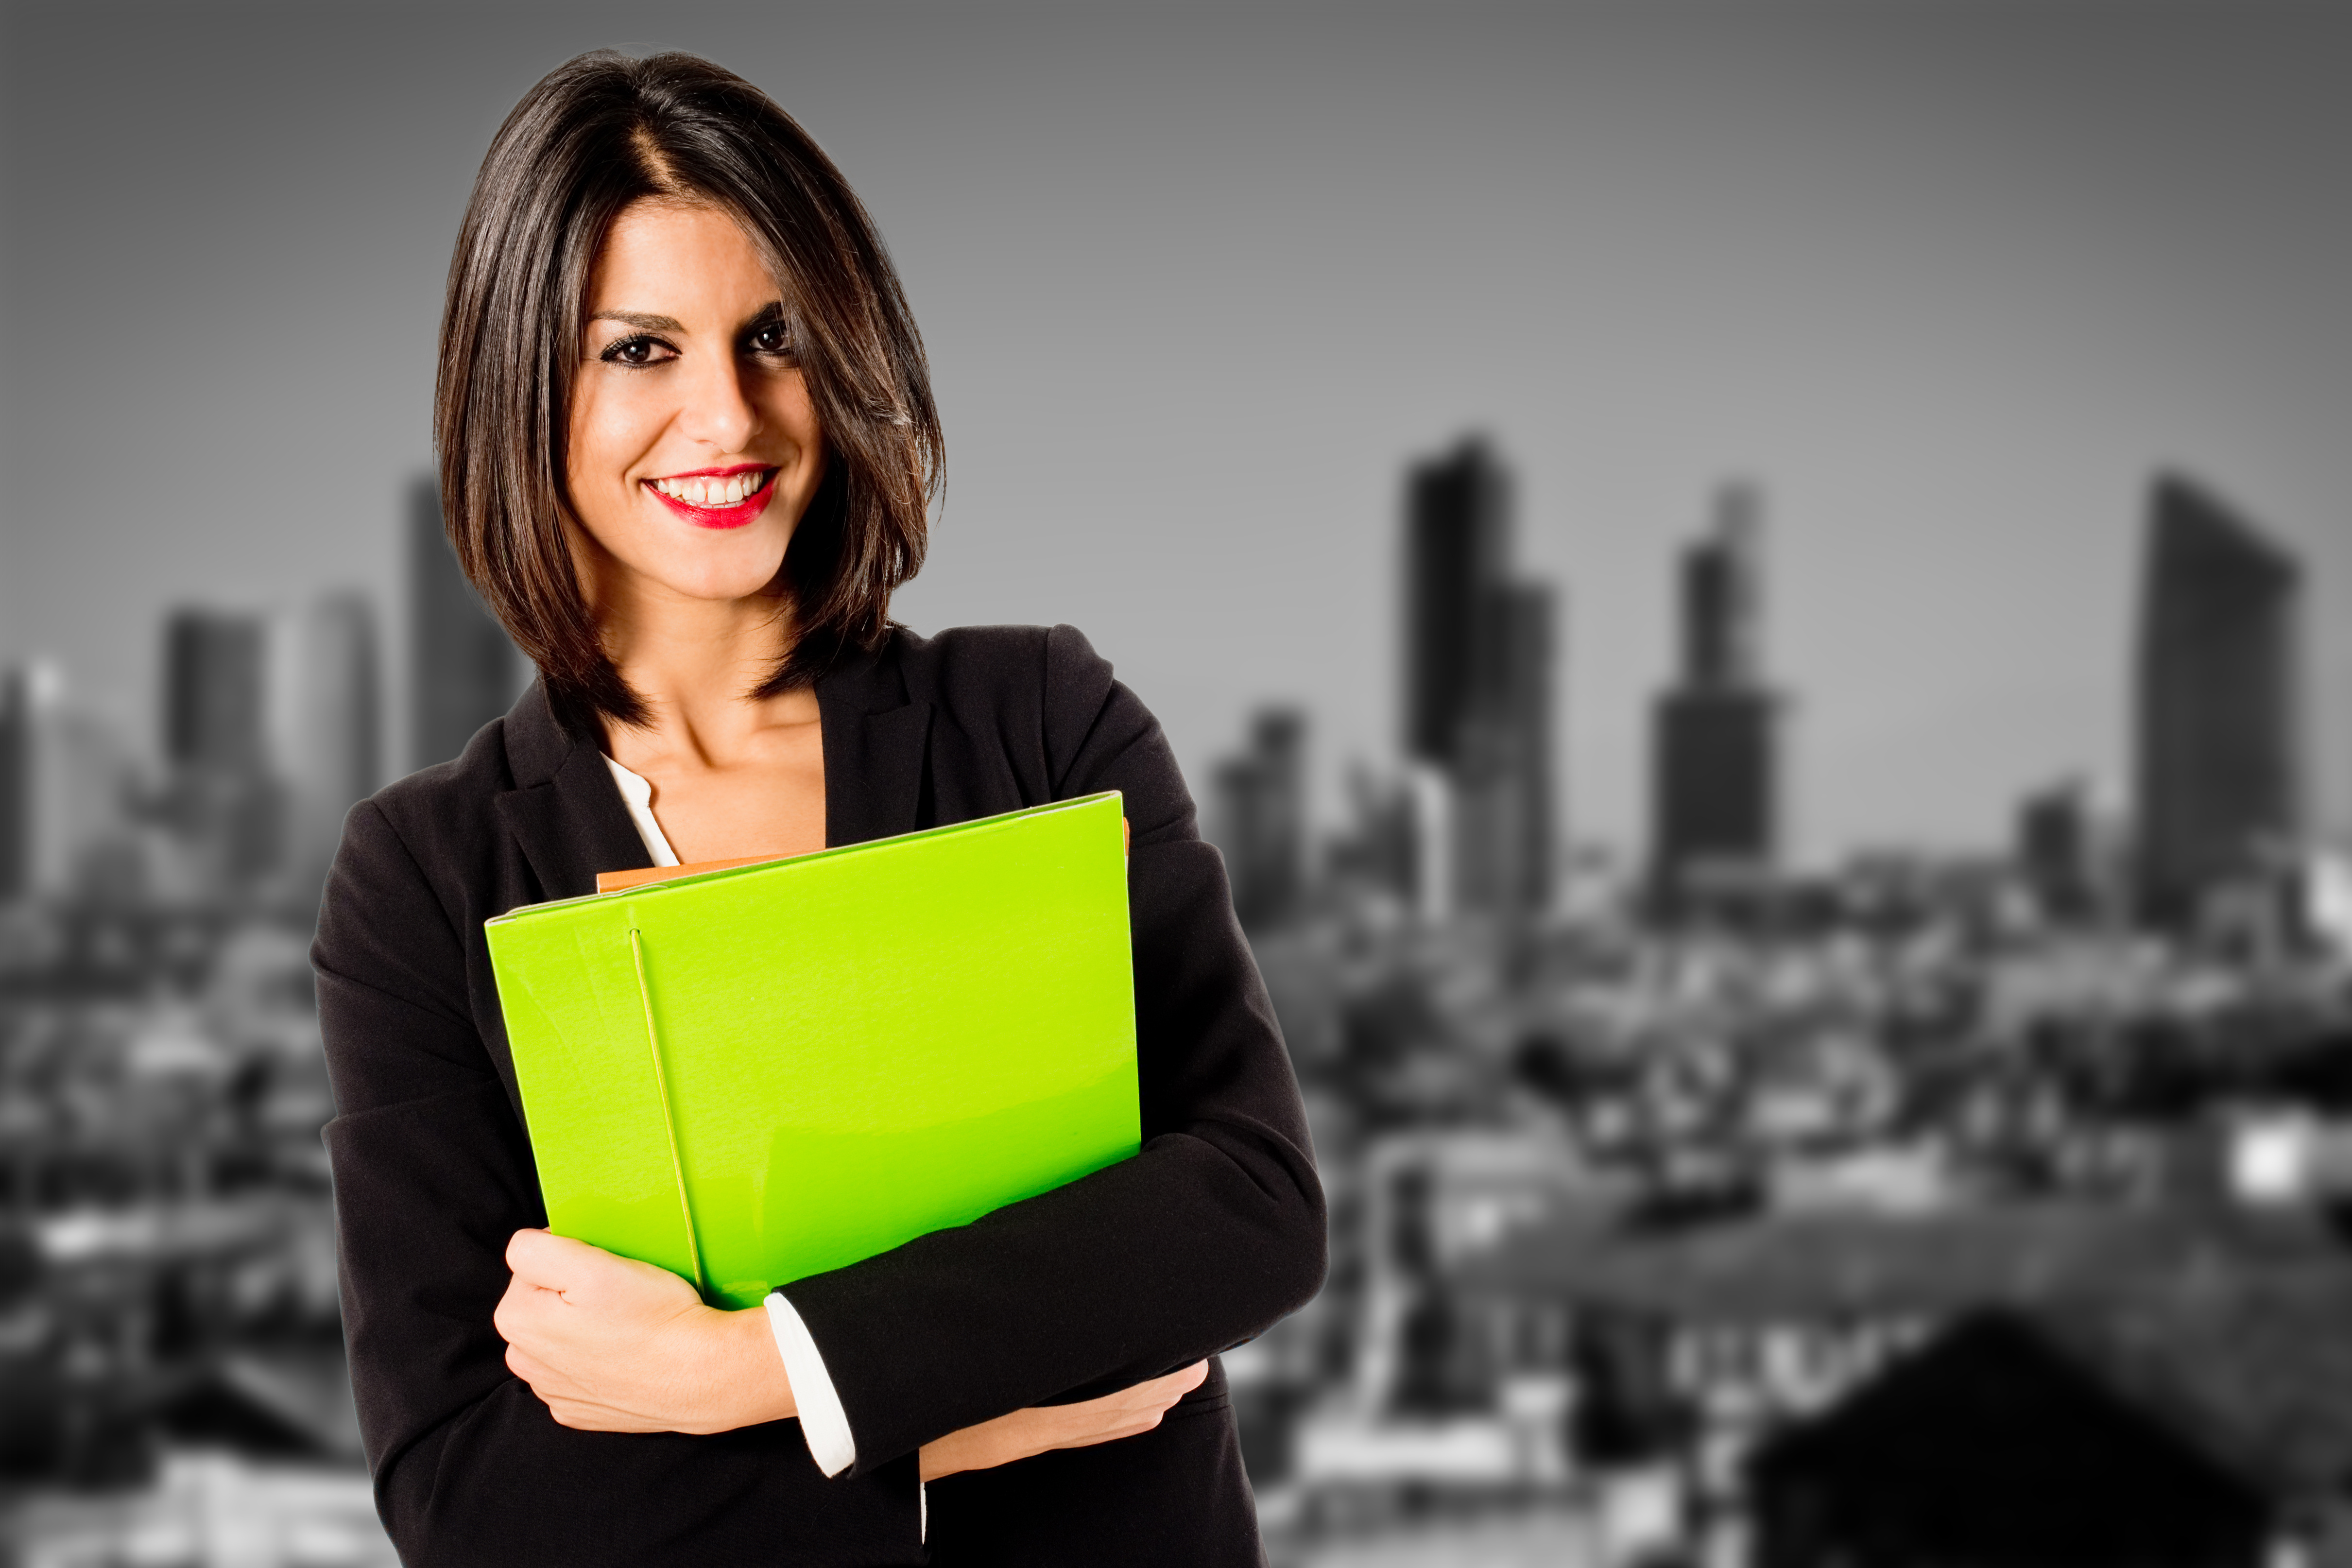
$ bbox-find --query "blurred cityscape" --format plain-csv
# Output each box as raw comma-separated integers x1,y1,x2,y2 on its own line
1215,444,2352,1568
0,481,517,1566
1,447,2347,1568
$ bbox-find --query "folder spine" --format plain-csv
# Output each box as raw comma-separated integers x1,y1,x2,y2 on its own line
628,927,708,1297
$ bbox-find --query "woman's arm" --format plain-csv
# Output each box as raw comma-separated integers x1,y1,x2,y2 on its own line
464,626,1324,1476
315,803,922,1568
491,1226,1205,1475
771,624,1329,1470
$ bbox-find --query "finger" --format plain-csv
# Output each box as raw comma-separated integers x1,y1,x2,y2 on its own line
546,1397,629,1430
492,1277,557,1346
505,1226,568,1285
1123,1361,1207,1407
505,1227,605,1290
1174,1359,1209,1392
1131,1360,1208,1402
1047,1411,1163,1453
547,1400,664,1433
505,1343,558,1391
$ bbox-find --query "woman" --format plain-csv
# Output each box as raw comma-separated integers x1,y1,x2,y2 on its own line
312,49,1325,1568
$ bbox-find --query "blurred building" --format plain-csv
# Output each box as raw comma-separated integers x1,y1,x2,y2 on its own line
1214,707,1309,930
409,475,521,771
164,614,268,778
1749,1310,2352,1568
267,593,380,894
0,670,19,897
1324,764,1419,909
2016,778,2099,925
161,610,284,889
1400,439,1555,916
2134,474,2302,929
0,662,135,902
1653,483,1781,902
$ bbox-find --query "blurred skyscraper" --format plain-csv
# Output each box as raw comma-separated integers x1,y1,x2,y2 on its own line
1405,443,1509,768
1325,763,1419,908
0,662,134,901
0,670,20,897
1651,484,1780,899
269,592,381,892
2015,778,2100,925
1214,706,1308,930
164,612,269,777
409,475,521,771
161,608,285,888
1400,439,1556,916
2133,474,2302,927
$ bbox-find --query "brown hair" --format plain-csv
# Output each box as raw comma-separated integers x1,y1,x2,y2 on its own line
435,50,940,726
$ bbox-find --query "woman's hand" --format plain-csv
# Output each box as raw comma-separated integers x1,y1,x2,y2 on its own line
499,1227,1205,1472
496,1229,796,1434
918,1361,1209,1482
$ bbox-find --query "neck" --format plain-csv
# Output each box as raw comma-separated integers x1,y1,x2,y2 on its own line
588,569,819,770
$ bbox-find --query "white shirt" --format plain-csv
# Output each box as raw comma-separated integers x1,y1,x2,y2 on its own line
603,757,870,1488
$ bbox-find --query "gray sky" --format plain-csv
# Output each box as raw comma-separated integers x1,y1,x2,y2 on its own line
4,0,2347,864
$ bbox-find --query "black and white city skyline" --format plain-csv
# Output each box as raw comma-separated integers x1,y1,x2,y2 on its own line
4,11,2351,1558
4,1,2349,867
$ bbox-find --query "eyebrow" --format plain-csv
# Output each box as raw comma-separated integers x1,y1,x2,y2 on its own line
590,310,687,333
589,302,788,338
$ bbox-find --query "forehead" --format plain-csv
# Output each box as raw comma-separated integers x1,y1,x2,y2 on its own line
586,200,778,315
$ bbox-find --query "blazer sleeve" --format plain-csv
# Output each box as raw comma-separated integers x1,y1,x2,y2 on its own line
312,800,925,1568
778,624,1329,1470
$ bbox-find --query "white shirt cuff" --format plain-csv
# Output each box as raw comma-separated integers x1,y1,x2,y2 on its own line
763,1291,857,1478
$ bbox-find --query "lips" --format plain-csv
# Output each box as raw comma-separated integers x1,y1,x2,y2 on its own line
645,466,779,531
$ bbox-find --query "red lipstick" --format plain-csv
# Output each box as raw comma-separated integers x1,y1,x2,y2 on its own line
645,466,778,531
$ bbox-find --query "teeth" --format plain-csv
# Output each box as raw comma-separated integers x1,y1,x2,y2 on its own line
652,471,768,506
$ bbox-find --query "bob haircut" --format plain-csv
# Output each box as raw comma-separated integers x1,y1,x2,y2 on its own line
436,50,940,726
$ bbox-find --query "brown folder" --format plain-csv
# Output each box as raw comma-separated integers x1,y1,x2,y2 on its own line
595,853,801,895
595,819,1126,895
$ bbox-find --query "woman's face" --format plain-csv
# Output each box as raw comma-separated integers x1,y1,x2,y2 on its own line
566,199,826,610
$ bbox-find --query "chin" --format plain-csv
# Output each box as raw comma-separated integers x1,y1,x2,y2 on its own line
673,568,791,605
656,531,792,601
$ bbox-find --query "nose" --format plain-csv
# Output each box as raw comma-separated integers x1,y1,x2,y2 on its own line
675,347,762,454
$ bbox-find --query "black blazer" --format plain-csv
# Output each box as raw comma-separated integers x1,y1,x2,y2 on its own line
311,624,1326,1568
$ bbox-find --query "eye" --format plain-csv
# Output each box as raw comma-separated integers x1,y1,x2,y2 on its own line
599,334,677,367
747,320,792,357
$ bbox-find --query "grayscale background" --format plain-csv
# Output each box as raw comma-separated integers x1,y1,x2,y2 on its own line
4,4,2350,1565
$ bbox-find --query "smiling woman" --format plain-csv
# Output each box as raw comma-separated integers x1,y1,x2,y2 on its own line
434,53,936,726
570,208,822,581
313,48,1324,1568
560,200,839,861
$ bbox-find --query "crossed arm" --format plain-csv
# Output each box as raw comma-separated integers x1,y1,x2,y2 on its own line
315,637,1326,1563
495,1227,1205,1480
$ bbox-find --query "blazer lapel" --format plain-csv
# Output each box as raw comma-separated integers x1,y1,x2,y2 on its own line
819,641,932,848
495,646,935,880
493,682,650,905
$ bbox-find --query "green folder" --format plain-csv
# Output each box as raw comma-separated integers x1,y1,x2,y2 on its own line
485,792,1140,1309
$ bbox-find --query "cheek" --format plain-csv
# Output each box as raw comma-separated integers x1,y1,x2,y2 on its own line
569,384,662,497
759,374,824,454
